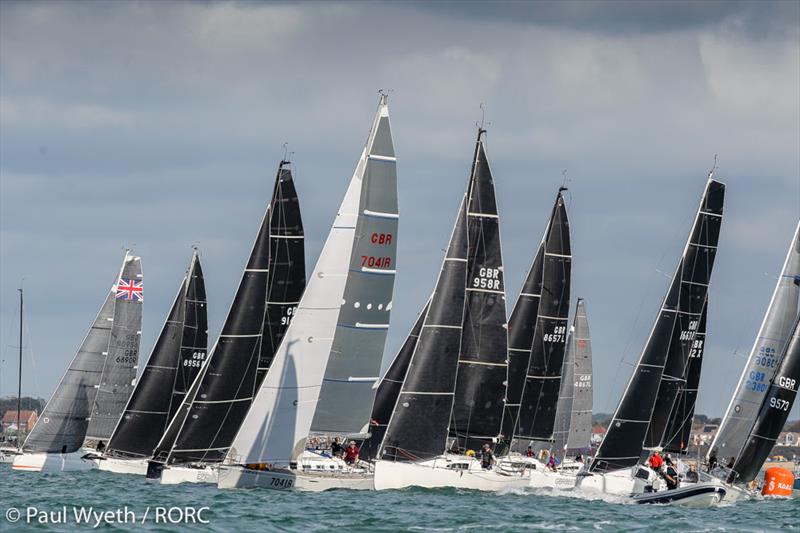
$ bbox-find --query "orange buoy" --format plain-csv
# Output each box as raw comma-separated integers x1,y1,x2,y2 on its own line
761,467,794,497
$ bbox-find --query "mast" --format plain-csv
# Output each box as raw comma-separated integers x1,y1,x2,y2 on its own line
504,188,571,451
590,176,724,473
729,314,800,484
16,288,22,449
711,221,800,461
449,128,510,453
379,197,468,461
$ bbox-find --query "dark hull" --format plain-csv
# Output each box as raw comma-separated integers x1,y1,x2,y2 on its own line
633,483,726,507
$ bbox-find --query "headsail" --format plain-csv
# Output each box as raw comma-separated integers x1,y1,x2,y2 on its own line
360,300,429,462
449,130,510,452
153,161,305,465
711,222,800,461
23,253,142,453
105,250,207,459
504,189,571,451
663,297,707,454
730,314,800,483
591,176,724,473
227,96,397,466
379,199,468,461
551,312,576,459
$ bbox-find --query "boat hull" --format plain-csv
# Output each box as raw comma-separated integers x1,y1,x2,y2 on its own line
218,466,297,490
159,464,218,485
96,457,148,476
373,457,530,491
12,451,96,472
632,483,726,507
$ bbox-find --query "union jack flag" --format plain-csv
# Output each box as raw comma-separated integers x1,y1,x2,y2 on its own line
116,278,143,301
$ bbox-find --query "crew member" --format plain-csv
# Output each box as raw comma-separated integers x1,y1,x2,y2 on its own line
662,457,678,490
331,437,344,458
344,441,360,465
526,446,534,458
685,464,699,483
480,444,495,469
648,451,663,470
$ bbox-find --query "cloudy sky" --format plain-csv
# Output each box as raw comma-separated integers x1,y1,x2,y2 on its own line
1,0,798,420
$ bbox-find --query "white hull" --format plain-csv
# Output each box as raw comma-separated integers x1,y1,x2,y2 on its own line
96,457,148,476
374,456,530,491
159,464,219,485
12,451,97,473
218,466,297,490
0,448,20,464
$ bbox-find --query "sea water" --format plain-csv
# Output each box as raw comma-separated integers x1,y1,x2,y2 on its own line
0,466,796,532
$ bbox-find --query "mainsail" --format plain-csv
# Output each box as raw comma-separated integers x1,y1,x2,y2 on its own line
663,297,708,454
379,198,468,461
551,298,593,458
711,222,800,461
591,176,724,473
730,314,800,483
153,161,305,465
360,301,429,462
23,253,142,453
105,250,207,458
227,95,397,466
505,189,571,450
449,130,509,452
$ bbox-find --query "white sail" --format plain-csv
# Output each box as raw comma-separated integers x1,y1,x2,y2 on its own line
711,221,800,460
227,96,397,465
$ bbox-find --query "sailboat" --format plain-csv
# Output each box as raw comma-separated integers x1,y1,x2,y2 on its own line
13,252,143,472
371,128,529,491
557,173,726,506
91,250,207,475
704,222,800,500
710,222,800,465
528,297,593,489
217,94,398,490
502,187,571,459
149,160,305,485
0,288,25,464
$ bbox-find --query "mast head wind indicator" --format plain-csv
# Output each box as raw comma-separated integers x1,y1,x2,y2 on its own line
708,154,718,179
280,142,293,168
378,88,393,105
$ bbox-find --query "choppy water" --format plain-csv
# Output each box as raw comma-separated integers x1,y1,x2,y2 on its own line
0,465,797,532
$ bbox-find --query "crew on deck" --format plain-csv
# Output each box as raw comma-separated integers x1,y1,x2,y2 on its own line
344,441,360,465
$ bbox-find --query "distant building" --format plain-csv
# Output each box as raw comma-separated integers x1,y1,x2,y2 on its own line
1,410,38,433
777,432,799,447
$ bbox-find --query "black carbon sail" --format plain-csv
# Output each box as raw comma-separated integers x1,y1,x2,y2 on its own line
153,162,304,466
449,130,509,453
23,253,142,454
730,313,800,483
361,302,429,461
105,251,207,459
380,198,468,461
508,189,571,451
591,176,724,473
663,297,708,454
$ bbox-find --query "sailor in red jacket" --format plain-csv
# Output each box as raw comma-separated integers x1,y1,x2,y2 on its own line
344,440,360,465
648,451,663,470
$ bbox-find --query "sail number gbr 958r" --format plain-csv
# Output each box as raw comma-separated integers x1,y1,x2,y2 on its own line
473,267,501,290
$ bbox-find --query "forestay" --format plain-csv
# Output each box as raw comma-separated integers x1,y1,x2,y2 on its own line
228,96,397,466
711,222,800,461
23,253,142,453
